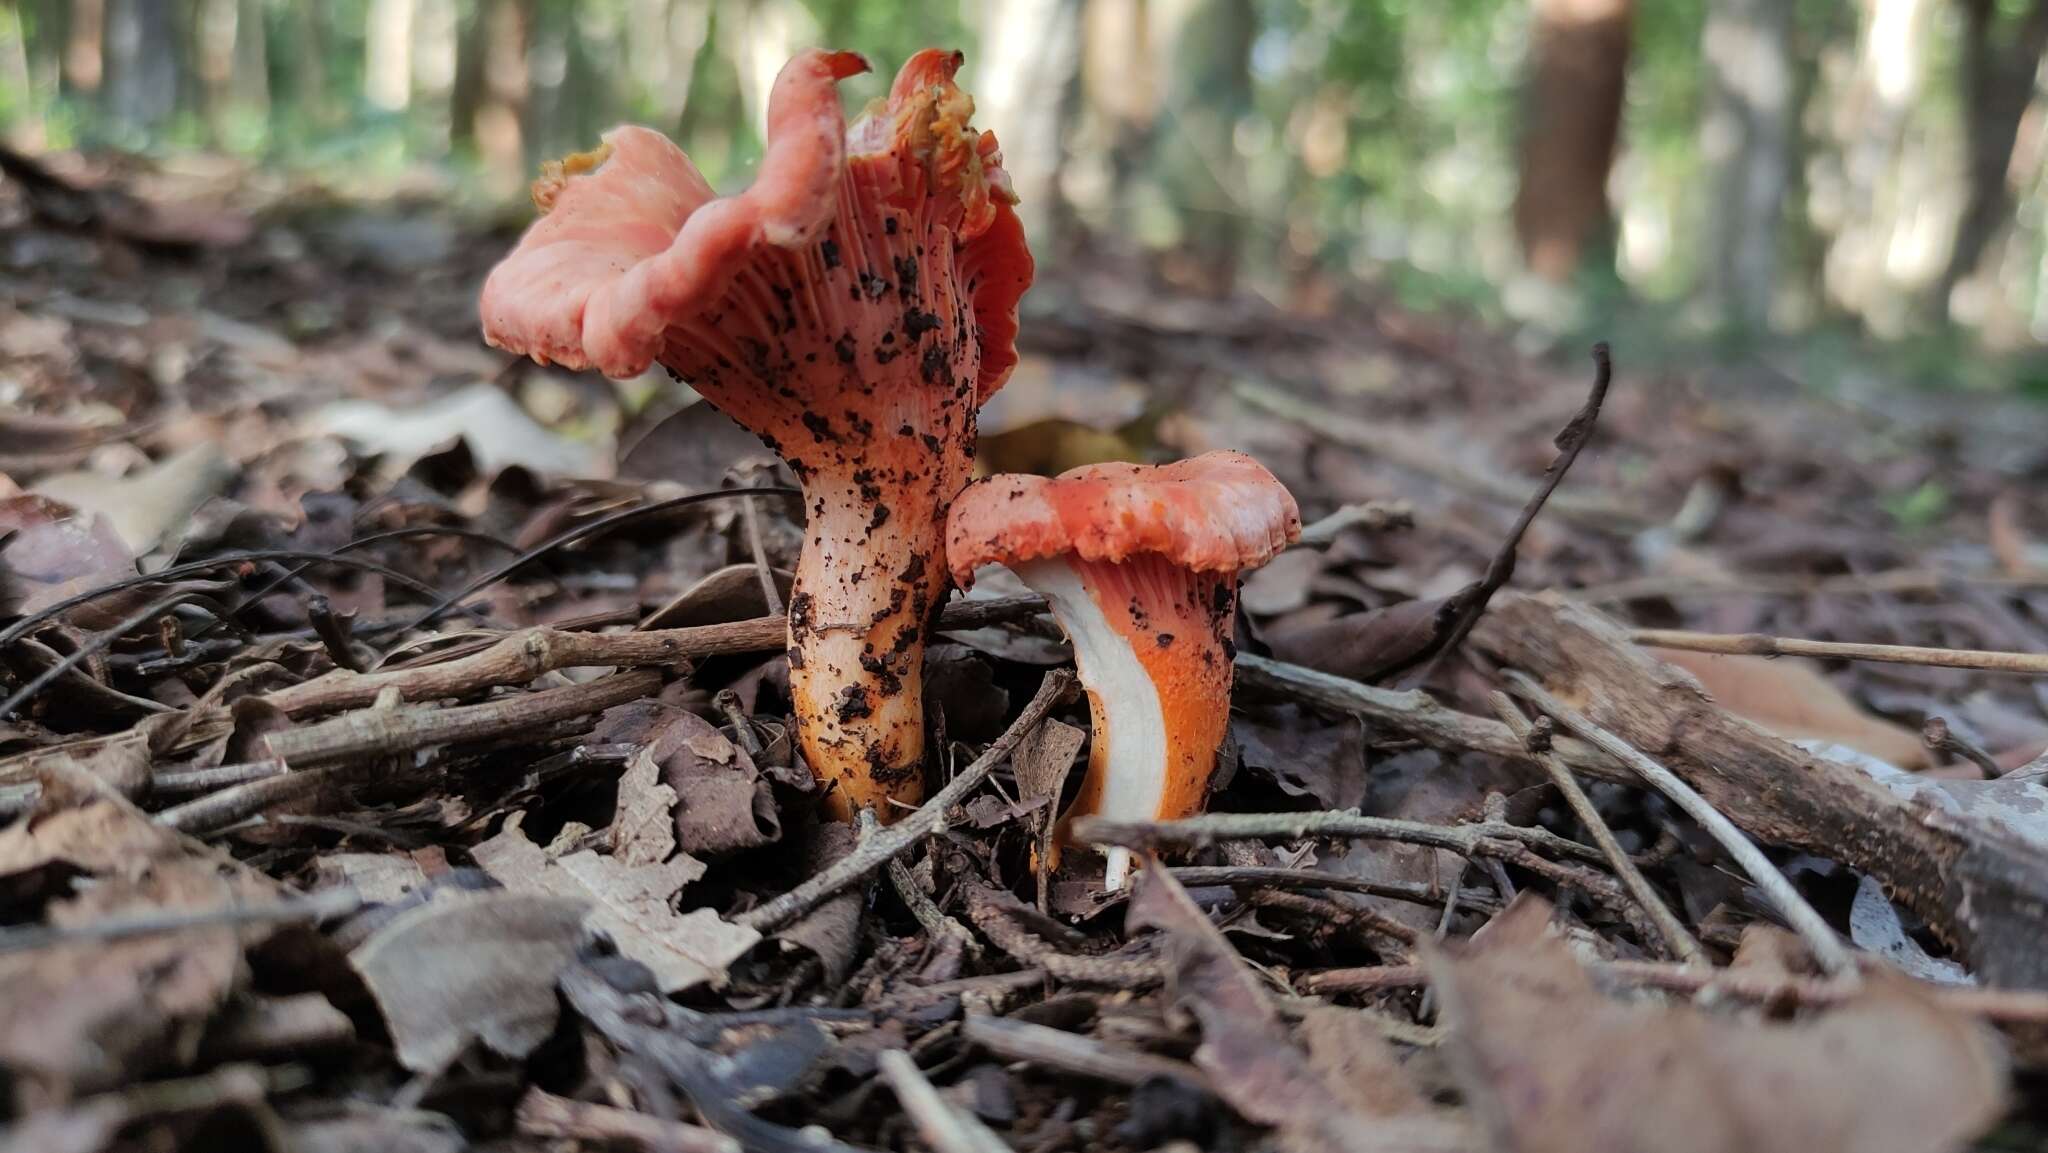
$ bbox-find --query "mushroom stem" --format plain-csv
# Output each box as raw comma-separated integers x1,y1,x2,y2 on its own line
1012,554,1233,890
789,463,958,821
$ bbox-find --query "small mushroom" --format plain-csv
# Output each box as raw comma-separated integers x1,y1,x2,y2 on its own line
946,451,1302,889
477,48,1034,821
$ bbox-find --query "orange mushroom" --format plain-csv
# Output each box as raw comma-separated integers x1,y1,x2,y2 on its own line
946,452,1301,888
477,49,1033,821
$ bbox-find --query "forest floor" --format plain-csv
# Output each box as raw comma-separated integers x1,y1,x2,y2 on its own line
3,153,2048,1153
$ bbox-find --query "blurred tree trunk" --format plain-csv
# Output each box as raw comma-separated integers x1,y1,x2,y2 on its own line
63,0,101,98
977,0,1082,244
100,0,180,138
288,2,331,130
365,0,416,113
451,0,487,148
1157,0,1255,293
1934,0,2048,312
1699,0,1796,330
1078,0,1161,242
1513,0,1633,281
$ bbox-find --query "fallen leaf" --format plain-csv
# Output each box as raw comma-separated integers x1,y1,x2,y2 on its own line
0,494,134,617
1651,647,1929,770
1266,597,1451,685
611,745,681,867
1428,895,2007,1153
1127,868,1457,1152
472,825,753,994
1013,717,1086,803
593,700,780,859
1233,703,1368,810
312,853,431,905
33,442,234,553
283,1107,468,1153
1848,874,1969,986
348,889,589,1074
313,382,607,478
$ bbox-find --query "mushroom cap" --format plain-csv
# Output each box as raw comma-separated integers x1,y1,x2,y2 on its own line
947,451,1302,584
478,47,1031,397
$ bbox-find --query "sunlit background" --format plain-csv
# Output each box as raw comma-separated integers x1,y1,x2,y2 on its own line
4,0,2047,388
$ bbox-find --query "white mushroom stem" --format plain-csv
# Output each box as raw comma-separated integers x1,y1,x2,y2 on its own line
1010,553,1234,891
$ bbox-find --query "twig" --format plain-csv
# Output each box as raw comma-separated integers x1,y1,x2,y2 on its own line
877,1050,1013,1153
263,596,1045,717
1505,670,1857,979
737,671,1075,932
1489,692,1705,965
959,1014,1211,1090
154,767,345,835
1166,865,1499,912
263,669,661,766
305,594,365,672
1630,627,2048,676
1406,343,1612,684
1233,377,1651,531
965,884,1166,987
0,886,360,953
1923,717,2003,777
1234,653,1621,780
515,1087,740,1153
1072,808,1608,865
740,495,783,617
1297,960,2048,1026
151,759,287,796
713,690,765,758
883,852,980,959
1575,568,2048,605
392,486,800,636
0,588,230,720
1296,500,1414,546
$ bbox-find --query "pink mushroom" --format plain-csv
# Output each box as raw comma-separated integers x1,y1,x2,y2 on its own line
478,48,1033,821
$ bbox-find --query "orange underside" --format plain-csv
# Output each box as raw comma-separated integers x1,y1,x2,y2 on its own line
1056,553,1234,839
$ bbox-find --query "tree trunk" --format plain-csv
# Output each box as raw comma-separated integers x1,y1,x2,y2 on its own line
1699,0,1797,330
1513,0,1634,281
976,0,1082,243
1934,0,2048,312
62,0,100,98
99,0,179,139
1156,0,1256,293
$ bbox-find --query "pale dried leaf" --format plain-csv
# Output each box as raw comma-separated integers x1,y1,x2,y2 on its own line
312,853,431,905
348,890,588,1073
1651,648,1929,770
610,745,679,867
1012,717,1085,802
472,826,751,994
1429,896,2007,1153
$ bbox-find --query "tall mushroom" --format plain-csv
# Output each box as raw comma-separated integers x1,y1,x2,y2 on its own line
946,451,1301,888
477,48,1033,821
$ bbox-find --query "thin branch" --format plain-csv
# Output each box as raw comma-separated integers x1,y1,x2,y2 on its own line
0,588,229,719
736,671,1076,933
1296,500,1415,546
155,766,345,835
391,486,801,636
1488,692,1705,966
1072,808,1609,865
1505,670,1857,979
1923,717,2003,777
1233,377,1651,531
1296,960,2048,1026
0,886,361,953
959,1014,1212,1090
263,669,662,766
263,596,1045,717
1166,865,1499,912
740,495,783,617
1630,627,2048,675
515,1088,740,1153
877,1050,1013,1153
1406,342,1613,683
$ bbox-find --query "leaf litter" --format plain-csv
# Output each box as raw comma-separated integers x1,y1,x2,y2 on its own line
0,156,2046,1153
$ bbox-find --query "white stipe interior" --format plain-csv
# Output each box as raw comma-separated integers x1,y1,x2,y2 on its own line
1011,557,1167,891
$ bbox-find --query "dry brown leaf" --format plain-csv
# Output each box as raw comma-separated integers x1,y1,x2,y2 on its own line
311,853,431,905
1129,868,1463,1153
610,745,680,867
1428,896,2007,1153
472,824,753,994
1012,716,1086,803
348,889,588,1073
1650,648,1929,769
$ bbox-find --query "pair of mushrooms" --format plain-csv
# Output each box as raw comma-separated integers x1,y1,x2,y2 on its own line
479,48,1300,889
